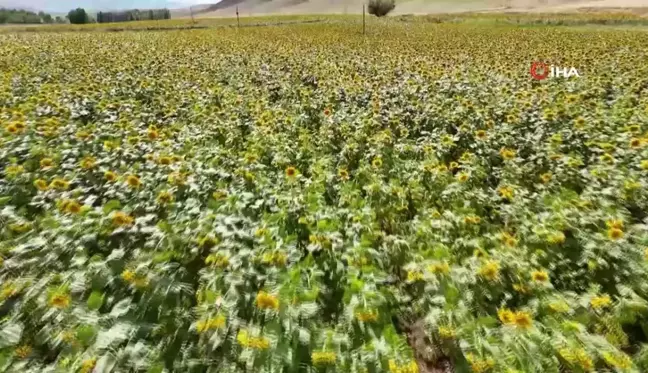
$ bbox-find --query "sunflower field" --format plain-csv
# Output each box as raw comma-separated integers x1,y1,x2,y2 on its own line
1,17,648,373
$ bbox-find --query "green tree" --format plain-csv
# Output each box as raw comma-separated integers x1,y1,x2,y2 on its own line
368,0,395,17
67,8,89,24
0,8,49,24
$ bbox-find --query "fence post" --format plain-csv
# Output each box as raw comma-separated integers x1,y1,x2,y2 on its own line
236,6,240,28
363,4,366,35
190,5,194,23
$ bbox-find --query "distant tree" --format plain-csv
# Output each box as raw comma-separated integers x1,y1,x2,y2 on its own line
55,16,65,24
0,8,49,24
368,0,395,17
42,13,53,23
93,8,170,24
23,13,41,23
67,8,89,24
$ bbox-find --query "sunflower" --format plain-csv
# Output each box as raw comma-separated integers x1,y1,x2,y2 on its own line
49,292,71,309
478,261,500,281
514,311,533,329
121,270,136,283
428,262,450,275
205,253,229,268
40,158,54,169
502,232,518,247
156,190,174,204
464,215,481,224
407,270,424,282
602,352,632,369
256,291,279,310
285,166,298,178
498,308,515,325
14,345,31,359
456,172,470,183
499,147,516,160
158,156,173,165
388,360,419,373
5,123,19,134
63,200,82,214
80,358,97,373
438,326,456,339
34,179,48,191
104,170,117,182
540,172,552,184
591,295,612,309
312,351,336,365
543,109,556,121
498,185,515,200
112,211,135,227
531,270,549,282
237,330,270,350
126,175,142,188
355,310,379,323
147,126,159,140
79,156,96,170
607,228,623,241
50,177,70,190
5,164,24,178
196,315,226,333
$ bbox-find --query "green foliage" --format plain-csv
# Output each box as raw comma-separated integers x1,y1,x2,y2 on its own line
67,8,89,25
0,8,52,24
96,8,171,23
368,0,395,17
1,14,648,373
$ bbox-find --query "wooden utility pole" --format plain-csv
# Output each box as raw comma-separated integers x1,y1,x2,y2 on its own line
362,4,366,35
189,5,194,23
236,6,240,28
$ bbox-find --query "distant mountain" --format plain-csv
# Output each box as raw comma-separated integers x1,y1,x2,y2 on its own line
199,0,240,12
169,2,218,17
0,0,218,13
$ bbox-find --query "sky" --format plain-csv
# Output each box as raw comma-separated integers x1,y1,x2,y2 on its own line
0,0,215,12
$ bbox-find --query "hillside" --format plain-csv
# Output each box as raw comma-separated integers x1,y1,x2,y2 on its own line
183,0,648,17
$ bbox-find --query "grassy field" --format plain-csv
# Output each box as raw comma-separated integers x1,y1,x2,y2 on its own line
1,14,648,373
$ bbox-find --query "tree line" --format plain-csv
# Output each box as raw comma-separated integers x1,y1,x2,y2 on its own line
67,8,171,25
97,9,171,23
0,8,65,24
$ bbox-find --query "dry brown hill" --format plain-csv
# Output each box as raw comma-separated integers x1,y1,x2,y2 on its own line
170,0,648,18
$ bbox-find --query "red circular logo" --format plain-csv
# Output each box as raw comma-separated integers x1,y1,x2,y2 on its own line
530,62,550,80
